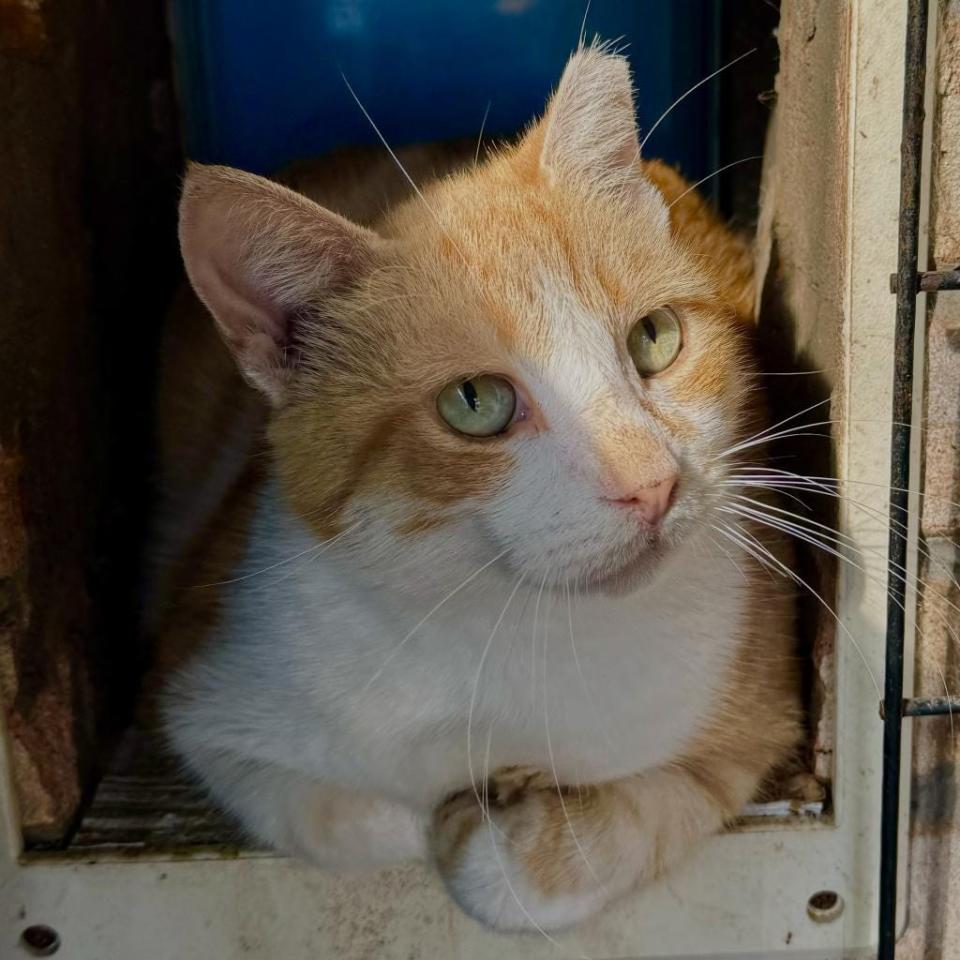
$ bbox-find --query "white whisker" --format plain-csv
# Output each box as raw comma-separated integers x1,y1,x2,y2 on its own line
719,499,960,704
729,465,960,513
482,812,568,952
667,156,763,210
468,574,527,813
723,489,960,637
475,100,492,166
638,48,757,154
578,0,593,49
935,662,957,743
703,529,749,582
712,398,833,462
567,583,618,755
531,572,548,714
715,419,838,461
340,74,477,275
714,520,883,703
362,549,509,691
724,471,960,592
193,521,361,589
544,587,606,891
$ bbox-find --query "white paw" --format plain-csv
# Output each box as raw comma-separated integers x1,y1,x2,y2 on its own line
429,768,610,932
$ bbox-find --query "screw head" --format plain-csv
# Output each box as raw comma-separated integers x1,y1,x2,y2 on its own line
807,890,844,923
20,925,60,956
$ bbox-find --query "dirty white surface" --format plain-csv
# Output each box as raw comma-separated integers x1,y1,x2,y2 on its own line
0,838,871,960
0,0,921,956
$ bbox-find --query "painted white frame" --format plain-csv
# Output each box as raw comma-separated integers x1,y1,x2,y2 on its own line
0,1,930,956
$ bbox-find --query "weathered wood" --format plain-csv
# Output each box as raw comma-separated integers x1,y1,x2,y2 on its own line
69,728,242,851
0,0,181,845
67,726,825,852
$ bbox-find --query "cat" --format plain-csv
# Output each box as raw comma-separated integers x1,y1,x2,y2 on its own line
152,43,802,932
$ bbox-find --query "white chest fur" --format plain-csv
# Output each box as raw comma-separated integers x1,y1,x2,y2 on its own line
171,486,748,812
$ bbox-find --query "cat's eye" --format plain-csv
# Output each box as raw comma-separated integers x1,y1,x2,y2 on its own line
436,374,517,437
627,306,683,377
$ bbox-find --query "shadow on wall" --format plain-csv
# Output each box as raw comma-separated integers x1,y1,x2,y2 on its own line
755,237,839,795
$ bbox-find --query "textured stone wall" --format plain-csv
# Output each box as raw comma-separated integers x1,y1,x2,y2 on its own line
0,0,180,843
899,1,960,956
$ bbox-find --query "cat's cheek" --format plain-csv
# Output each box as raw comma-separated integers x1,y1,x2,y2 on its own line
669,400,734,462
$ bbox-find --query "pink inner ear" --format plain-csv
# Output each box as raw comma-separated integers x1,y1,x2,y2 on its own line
239,290,292,359
179,163,381,403
205,257,292,362
246,330,287,374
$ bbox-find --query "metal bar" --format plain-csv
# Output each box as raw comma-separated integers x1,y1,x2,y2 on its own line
878,0,929,956
889,268,960,293
903,696,960,717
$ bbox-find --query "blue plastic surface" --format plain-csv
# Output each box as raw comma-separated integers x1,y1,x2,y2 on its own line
169,0,720,181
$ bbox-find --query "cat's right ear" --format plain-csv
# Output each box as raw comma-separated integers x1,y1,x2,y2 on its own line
178,162,380,405
533,43,669,233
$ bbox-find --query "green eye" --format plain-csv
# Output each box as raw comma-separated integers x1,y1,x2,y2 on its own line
627,306,683,377
436,374,517,437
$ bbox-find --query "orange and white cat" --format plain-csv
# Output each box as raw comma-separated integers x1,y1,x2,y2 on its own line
154,44,801,932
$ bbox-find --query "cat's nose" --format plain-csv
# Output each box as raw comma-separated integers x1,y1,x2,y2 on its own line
607,475,678,527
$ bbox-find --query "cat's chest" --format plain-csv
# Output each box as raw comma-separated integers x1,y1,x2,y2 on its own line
222,500,748,804
359,574,745,796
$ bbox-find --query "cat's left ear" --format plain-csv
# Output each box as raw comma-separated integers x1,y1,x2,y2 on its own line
537,44,669,232
179,163,382,404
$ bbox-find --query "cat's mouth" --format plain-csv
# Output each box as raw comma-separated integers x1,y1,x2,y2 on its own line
494,489,707,597
570,499,712,595
539,522,679,597
584,537,673,596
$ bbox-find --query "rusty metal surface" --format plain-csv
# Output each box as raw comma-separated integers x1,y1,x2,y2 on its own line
888,268,960,292
0,0,181,845
902,696,960,717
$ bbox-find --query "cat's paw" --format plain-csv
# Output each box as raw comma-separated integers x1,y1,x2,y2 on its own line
783,771,827,804
429,766,611,932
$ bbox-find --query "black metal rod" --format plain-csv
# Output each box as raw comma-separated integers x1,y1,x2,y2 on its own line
879,1,929,957
903,696,960,717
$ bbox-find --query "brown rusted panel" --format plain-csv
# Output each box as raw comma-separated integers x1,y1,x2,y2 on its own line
0,0,181,843
0,446,26,577
0,0,46,57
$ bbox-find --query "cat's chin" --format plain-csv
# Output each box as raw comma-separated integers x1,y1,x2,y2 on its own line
574,538,674,597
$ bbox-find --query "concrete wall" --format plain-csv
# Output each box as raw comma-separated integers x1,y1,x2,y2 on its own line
754,0,853,788
759,1,960,954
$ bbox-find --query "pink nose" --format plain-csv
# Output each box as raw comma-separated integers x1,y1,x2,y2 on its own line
608,476,678,527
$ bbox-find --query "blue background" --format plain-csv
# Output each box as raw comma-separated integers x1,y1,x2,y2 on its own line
169,1,721,185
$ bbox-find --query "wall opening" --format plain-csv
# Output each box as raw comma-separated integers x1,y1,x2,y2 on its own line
1,0,837,857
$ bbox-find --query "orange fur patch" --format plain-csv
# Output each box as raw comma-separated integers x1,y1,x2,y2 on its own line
259,142,759,535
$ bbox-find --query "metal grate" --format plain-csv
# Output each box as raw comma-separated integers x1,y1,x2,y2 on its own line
879,1,960,957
